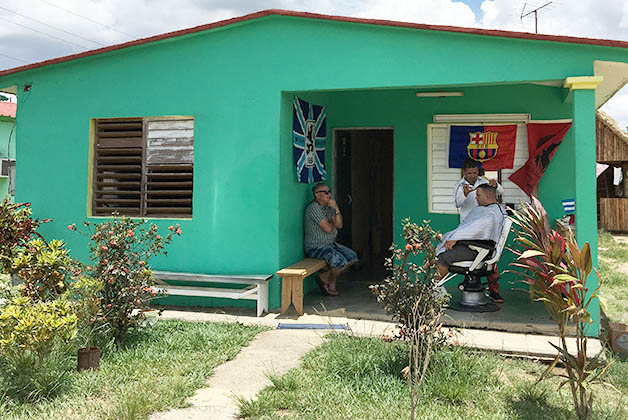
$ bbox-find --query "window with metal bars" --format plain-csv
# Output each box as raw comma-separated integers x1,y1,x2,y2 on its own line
92,117,193,218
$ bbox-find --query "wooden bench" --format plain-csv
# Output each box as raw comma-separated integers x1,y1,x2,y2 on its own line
152,271,272,317
276,258,327,315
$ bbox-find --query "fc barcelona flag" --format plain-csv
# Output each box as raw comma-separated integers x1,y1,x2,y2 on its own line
448,125,517,170
293,97,327,184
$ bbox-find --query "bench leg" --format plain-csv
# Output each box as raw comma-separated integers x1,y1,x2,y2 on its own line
293,277,304,316
281,276,293,314
257,282,269,317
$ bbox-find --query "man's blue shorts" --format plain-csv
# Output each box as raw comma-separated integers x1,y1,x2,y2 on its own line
306,242,358,269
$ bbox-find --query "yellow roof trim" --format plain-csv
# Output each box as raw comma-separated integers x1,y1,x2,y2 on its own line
564,76,604,90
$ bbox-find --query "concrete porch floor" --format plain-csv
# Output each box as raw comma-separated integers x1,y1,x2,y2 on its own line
303,266,563,336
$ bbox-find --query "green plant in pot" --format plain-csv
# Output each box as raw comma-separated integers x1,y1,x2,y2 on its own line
65,276,107,371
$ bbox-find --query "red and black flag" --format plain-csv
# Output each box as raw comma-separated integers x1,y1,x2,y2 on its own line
509,122,572,196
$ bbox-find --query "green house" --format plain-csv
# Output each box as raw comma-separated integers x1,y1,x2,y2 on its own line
2,10,627,334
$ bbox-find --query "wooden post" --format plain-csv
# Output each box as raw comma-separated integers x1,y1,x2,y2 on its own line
281,276,294,314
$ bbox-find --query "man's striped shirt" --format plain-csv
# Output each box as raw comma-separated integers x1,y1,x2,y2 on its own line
304,201,337,252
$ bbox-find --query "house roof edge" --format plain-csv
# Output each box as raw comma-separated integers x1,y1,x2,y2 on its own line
2,9,628,79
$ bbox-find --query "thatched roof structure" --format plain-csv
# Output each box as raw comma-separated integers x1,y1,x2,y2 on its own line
596,110,628,163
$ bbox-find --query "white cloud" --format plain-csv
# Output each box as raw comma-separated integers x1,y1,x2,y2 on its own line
351,0,477,26
601,86,628,131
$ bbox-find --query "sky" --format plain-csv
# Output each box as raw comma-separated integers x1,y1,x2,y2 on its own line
1,0,628,128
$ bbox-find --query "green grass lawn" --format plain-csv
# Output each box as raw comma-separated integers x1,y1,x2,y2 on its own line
0,320,267,420
239,334,628,420
598,231,628,323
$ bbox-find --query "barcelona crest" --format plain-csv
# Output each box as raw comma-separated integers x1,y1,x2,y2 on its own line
293,97,327,184
448,125,517,170
467,131,499,162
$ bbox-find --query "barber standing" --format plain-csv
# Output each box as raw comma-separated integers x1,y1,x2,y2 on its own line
452,158,505,303
454,158,504,222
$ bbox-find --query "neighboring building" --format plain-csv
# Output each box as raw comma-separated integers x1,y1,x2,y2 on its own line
2,9,628,334
596,110,628,232
0,101,16,201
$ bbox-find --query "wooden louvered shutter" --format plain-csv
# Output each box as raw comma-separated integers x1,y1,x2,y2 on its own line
93,119,143,216
144,119,194,217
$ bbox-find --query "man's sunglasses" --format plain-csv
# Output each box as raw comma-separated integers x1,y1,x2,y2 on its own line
316,190,331,195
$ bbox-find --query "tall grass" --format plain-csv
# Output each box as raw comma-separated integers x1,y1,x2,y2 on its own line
1,320,267,420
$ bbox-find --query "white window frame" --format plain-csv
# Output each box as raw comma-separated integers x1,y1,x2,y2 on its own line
427,118,531,215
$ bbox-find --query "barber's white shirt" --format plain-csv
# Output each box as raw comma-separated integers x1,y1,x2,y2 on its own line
453,177,504,222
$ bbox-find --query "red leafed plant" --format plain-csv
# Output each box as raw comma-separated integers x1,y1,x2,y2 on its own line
508,200,609,420
0,198,50,274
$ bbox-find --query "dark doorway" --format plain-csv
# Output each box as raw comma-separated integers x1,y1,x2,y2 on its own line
334,129,394,272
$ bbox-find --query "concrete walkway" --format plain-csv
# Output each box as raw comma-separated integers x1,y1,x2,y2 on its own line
159,309,602,358
150,328,324,420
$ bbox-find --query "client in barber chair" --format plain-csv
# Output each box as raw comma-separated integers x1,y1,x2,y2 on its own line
435,184,505,295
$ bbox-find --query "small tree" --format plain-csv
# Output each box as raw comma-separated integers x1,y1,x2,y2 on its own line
509,201,609,420
370,218,448,418
70,214,180,345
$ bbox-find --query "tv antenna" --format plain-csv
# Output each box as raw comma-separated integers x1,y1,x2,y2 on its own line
520,2,552,33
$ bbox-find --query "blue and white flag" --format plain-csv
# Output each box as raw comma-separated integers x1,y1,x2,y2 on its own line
293,97,327,184
562,199,575,215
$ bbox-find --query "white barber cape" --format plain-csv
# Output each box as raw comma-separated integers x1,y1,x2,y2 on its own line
436,203,505,255
453,177,504,222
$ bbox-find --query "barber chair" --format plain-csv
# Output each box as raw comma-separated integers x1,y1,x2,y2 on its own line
436,217,512,312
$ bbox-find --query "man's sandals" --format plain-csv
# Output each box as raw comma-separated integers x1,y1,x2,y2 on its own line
315,274,338,296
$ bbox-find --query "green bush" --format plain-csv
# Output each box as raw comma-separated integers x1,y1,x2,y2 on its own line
12,239,77,301
0,296,78,401
0,295,77,359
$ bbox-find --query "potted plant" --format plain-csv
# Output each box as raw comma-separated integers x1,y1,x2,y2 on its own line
67,276,106,371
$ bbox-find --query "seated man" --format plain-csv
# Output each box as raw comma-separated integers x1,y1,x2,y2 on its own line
436,184,505,284
303,182,358,296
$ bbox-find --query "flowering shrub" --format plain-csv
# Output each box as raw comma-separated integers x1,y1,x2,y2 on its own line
70,214,181,345
11,239,77,302
509,200,607,420
370,218,449,419
370,218,448,338
0,198,50,273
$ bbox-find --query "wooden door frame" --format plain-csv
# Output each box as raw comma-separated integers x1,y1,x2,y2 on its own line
331,127,395,251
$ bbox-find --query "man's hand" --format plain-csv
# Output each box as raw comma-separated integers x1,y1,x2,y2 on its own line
463,184,473,197
328,198,340,212
444,240,457,250
488,179,498,188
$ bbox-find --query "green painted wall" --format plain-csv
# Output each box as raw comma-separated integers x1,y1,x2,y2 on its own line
0,116,15,200
1,14,627,321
